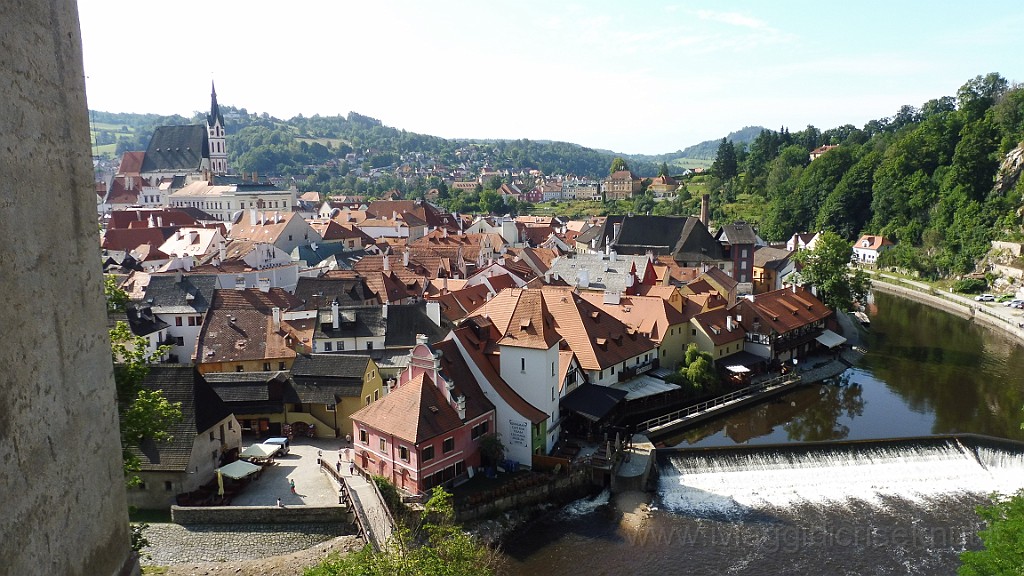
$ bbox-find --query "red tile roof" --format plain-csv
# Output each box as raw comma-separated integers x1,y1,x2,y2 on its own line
350,373,463,444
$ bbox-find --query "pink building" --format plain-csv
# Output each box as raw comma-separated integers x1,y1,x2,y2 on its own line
350,338,494,493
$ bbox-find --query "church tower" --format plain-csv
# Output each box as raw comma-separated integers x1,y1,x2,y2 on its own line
207,81,228,175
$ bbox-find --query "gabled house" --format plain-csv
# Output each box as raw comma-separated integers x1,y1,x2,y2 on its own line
578,291,690,370
690,307,747,361
786,231,822,252
290,354,385,438
126,272,217,363
350,337,495,494
602,170,641,200
228,211,322,255
204,370,295,438
126,366,241,509
752,246,796,294
191,239,300,292
194,287,310,373
311,304,386,353
715,221,762,293
735,286,834,365
853,234,894,264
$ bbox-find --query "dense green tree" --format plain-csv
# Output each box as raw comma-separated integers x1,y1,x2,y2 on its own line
792,231,869,311
110,321,181,485
958,490,1024,574
658,162,670,177
609,157,630,174
711,138,738,180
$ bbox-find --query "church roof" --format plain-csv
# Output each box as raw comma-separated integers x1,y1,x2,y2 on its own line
140,125,209,174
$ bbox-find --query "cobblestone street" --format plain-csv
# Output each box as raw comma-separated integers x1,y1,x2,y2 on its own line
141,523,354,566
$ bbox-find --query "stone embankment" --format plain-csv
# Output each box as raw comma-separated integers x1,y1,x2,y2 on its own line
869,274,1024,344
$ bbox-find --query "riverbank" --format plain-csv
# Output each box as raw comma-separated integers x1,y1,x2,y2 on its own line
869,274,1024,344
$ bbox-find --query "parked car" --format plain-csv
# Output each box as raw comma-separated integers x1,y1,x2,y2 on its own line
1005,300,1024,308
263,437,290,455
975,294,995,302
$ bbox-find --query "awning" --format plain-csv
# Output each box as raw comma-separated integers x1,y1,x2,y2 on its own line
816,329,847,349
726,365,751,374
239,443,280,459
560,384,628,423
610,375,681,401
216,459,261,480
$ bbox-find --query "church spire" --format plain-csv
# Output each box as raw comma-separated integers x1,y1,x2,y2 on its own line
208,80,224,128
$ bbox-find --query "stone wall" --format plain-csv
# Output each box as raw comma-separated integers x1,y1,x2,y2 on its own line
172,505,354,526
0,2,137,575
454,470,593,522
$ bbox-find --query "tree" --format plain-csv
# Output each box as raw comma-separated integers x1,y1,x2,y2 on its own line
959,489,1024,574
609,157,629,175
792,231,869,311
110,321,181,485
104,274,129,312
658,162,670,177
711,138,738,180
305,487,501,576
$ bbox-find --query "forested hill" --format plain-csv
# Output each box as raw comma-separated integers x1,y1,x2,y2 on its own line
91,108,662,179
633,126,766,164
701,73,1024,279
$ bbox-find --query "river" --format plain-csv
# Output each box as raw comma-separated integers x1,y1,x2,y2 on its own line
500,292,1024,575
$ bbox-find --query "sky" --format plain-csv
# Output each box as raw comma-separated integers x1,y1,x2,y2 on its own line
78,1,1024,155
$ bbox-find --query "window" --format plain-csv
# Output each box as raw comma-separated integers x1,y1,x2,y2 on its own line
365,395,371,405
443,437,454,453
339,342,345,350
176,317,183,326
471,421,490,439
373,389,380,401
279,362,286,370
236,365,243,372
175,337,184,347
366,341,373,350
552,362,555,376
379,438,386,451
551,387,555,401
326,403,336,412
399,446,409,461
228,420,233,430
164,481,173,491
422,445,435,462
263,362,271,371
359,429,368,444
209,431,214,441
521,358,525,372
324,342,333,352
611,365,615,375
188,316,197,326
692,329,697,336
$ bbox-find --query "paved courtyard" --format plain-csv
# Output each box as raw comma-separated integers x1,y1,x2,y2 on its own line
142,436,364,566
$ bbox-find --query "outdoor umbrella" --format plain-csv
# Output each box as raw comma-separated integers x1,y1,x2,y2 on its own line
240,443,280,459
216,459,261,480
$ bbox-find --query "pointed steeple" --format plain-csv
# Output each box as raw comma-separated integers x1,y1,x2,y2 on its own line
208,81,224,128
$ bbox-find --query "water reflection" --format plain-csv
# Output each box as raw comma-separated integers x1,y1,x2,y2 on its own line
666,291,1024,448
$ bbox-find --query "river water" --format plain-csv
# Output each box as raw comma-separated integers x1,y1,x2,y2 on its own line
501,292,1024,575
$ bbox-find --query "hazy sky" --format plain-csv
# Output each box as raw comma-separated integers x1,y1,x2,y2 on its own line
78,1,1024,154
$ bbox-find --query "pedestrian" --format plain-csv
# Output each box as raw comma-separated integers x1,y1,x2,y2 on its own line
277,497,282,508
349,462,354,475
336,459,341,473
317,449,322,465
289,478,296,493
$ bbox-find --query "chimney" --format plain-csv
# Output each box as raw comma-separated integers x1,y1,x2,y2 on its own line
700,194,710,227
612,221,622,241
148,214,155,228
332,299,340,330
249,208,257,225
218,240,226,262
188,230,198,243
442,276,449,293
610,250,617,262
403,248,410,267
383,254,390,272
157,216,163,228
235,275,246,290
176,269,183,283
258,277,271,293
382,302,389,319
727,316,734,332
416,333,428,346
736,314,743,324
456,395,466,420
272,307,281,332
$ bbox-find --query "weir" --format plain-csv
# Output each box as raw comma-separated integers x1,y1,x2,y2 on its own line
656,435,1024,514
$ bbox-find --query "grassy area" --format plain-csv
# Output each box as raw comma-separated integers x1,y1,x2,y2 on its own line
129,508,172,523
296,136,350,149
141,567,168,575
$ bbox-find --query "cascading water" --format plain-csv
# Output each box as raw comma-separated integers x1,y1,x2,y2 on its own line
658,439,1024,516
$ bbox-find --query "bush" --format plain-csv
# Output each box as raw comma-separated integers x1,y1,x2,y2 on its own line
953,278,988,293
372,475,406,518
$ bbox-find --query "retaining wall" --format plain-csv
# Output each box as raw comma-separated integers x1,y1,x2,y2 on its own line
455,471,593,522
171,505,353,526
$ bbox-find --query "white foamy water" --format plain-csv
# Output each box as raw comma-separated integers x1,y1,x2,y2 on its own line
658,440,1024,514
560,489,611,517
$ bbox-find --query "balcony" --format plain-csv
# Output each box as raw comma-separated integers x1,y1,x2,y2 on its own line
619,358,659,382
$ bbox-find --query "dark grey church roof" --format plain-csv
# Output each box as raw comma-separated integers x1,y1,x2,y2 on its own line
716,221,760,246
315,305,385,340
290,354,368,400
132,366,233,472
140,125,209,173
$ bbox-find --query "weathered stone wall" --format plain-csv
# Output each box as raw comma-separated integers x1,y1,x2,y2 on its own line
0,2,136,574
454,470,593,522
171,505,354,526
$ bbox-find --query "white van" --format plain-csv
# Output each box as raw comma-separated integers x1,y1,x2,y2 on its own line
263,437,290,455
